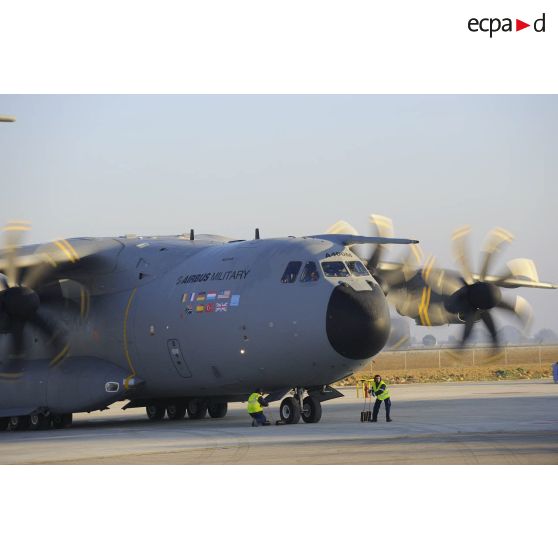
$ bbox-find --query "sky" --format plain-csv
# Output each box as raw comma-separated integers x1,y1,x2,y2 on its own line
0,95,556,335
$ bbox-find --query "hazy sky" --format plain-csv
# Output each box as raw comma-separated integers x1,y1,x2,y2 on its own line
0,95,556,334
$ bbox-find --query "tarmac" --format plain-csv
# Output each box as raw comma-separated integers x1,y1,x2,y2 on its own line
1,380,557,464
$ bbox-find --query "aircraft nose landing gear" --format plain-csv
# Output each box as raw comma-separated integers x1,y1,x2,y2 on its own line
278,385,342,424
279,387,324,424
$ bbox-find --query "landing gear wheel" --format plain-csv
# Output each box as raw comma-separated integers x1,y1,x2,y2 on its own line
301,396,322,423
166,403,187,420
186,399,208,420
280,397,301,424
7,416,30,431
208,401,228,418
146,403,166,421
0,417,9,431
52,413,73,429
28,413,50,431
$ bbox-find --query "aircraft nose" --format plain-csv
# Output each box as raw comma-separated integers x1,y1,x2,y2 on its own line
326,283,390,360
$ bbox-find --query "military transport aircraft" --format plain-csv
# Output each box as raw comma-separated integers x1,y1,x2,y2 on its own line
0,222,419,431
1,215,556,432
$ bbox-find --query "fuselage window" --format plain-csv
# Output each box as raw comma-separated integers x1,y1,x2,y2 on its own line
321,261,350,277
281,261,302,283
347,260,370,277
300,261,320,282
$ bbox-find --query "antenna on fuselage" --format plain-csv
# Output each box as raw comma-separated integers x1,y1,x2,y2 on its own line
190,229,195,241
255,228,260,240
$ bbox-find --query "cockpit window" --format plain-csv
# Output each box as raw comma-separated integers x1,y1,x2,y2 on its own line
281,261,302,283
321,261,350,277
346,260,370,277
300,261,320,282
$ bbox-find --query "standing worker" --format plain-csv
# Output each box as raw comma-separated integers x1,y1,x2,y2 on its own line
369,374,392,423
247,388,271,426
553,362,558,384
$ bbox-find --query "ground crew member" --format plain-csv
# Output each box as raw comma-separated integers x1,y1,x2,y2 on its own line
553,361,558,384
369,374,392,422
247,388,270,426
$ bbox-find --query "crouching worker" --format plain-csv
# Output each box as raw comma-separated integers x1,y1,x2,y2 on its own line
370,374,392,423
247,388,271,426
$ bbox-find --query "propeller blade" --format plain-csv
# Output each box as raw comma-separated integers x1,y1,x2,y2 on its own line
325,220,359,236
21,259,57,290
34,281,64,303
29,309,66,347
29,277,89,322
387,287,420,317
505,258,540,283
326,221,369,260
57,279,90,319
497,295,533,331
3,221,31,287
402,243,423,271
480,311,499,348
452,225,474,285
22,238,82,289
368,214,394,271
29,309,57,338
460,311,479,347
370,214,393,238
8,318,26,360
422,260,465,296
479,227,514,281
29,309,70,366
373,244,423,294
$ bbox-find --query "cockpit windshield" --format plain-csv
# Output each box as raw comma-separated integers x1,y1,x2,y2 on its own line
346,260,370,277
300,261,320,282
321,261,350,277
281,261,302,283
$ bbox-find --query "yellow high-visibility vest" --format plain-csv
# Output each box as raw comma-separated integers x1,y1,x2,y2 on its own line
372,380,390,401
247,392,263,413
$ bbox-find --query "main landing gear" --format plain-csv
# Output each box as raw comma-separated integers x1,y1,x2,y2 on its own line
0,412,73,432
279,387,324,424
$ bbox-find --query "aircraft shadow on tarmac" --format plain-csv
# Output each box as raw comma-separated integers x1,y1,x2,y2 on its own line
2,396,558,436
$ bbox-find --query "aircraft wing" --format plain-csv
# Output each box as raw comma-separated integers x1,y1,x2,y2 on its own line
311,234,419,246
480,275,558,289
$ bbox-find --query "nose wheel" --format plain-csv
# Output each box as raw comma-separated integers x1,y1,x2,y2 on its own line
279,397,301,424
301,396,322,423
279,388,323,424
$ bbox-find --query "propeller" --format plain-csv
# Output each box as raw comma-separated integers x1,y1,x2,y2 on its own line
423,226,534,349
0,222,89,373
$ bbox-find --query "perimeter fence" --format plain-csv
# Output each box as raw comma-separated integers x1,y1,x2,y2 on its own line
366,345,558,373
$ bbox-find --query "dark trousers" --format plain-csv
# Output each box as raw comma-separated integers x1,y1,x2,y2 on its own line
249,411,267,425
373,397,391,421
